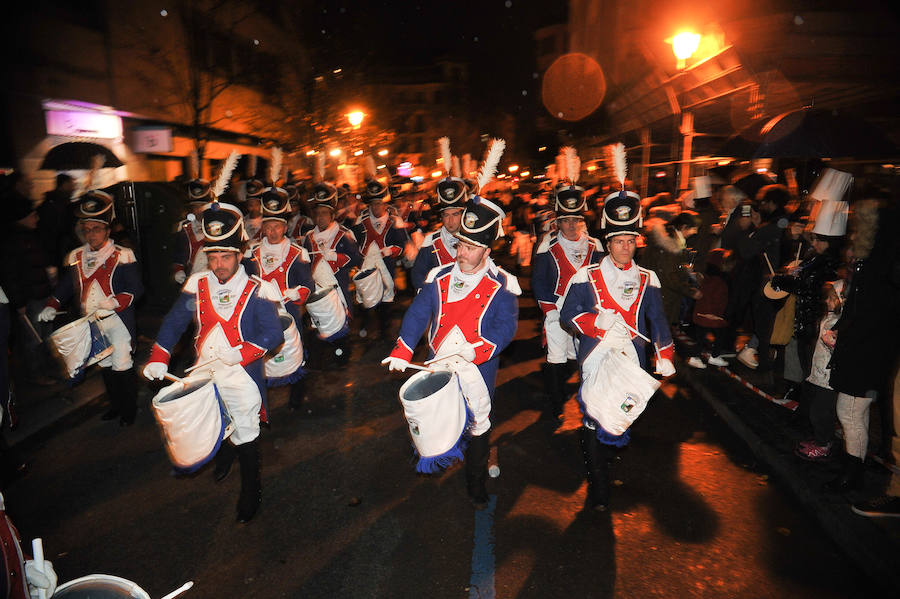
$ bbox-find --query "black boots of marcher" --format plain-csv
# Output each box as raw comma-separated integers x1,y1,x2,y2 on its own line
289,378,306,411
236,440,261,523
100,368,137,425
543,363,569,422
213,441,235,482
465,433,490,509
580,427,610,511
823,453,864,493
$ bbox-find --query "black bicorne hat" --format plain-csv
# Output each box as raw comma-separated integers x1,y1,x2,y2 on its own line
455,196,505,248
309,182,338,210
201,202,246,252
283,183,299,203
245,179,266,198
600,190,643,239
362,178,389,203
554,184,586,218
260,187,290,222
187,179,213,203
75,190,115,225
435,177,467,211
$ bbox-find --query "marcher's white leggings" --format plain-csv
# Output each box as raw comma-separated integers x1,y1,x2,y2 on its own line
836,391,876,459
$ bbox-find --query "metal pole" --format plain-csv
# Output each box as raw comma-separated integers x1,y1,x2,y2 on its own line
679,111,694,192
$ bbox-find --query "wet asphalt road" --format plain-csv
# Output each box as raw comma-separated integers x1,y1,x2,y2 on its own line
4,279,877,598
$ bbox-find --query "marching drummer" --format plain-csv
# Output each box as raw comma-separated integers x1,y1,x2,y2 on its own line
245,186,314,410
532,147,604,425
285,183,314,241
382,139,520,509
301,181,362,368
173,178,213,284
410,137,467,291
560,144,675,512
143,200,283,523
351,157,410,340
38,191,143,426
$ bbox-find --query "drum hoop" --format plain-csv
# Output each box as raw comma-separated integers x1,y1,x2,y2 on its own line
308,285,338,304
53,573,151,598
51,315,91,335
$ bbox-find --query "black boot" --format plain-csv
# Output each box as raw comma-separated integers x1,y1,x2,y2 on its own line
236,440,261,523
543,363,565,422
100,370,120,421
823,454,864,493
213,441,236,482
555,363,571,417
376,303,392,340
465,434,490,509
112,369,137,426
289,378,306,411
580,427,610,511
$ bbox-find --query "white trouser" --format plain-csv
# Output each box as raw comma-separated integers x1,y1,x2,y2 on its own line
96,313,133,371
456,362,491,436
544,312,576,364
836,391,876,459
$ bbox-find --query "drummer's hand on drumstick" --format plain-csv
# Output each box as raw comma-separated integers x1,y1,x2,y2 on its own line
98,296,120,311
37,306,57,322
381,356,410,372
218,346,243,366
283,286,302,302
143,362,168,381
594,308,618,333
323,249,338,262
24,558,57,598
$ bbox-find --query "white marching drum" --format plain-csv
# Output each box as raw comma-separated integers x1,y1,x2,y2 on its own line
306,286,348,340
399,370,469,473
353,268,384,309
53,574,151,598
49,315,114,378
580,349,660,436
265,314,304,384
151,378,234,472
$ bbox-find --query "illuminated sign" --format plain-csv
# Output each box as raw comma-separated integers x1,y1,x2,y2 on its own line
397,161,412,177
45,110,123,139
132,128,174,153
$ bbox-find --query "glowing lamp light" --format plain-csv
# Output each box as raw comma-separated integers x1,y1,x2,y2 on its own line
520,171,530,177
672,31,701,61
305,150,318,156
329,148,341,157
431,170,442,178
586,165,598,173
538,146,547,152
756,167,768,173
377,164,387,170
655,171,667,178
717,160,731,166
353,150,364,157
508,164,519,173
347,111,364,127
377,149,389,157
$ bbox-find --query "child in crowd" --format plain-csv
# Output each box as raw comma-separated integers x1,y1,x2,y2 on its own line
794,280,844,460
687,248,732,368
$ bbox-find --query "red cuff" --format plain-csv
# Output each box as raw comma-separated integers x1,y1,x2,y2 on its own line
330,254,350,270
387,246,402,258
572,312,600,338
389,338,414,361
113,293,133,311
148,344,171,366
294,287,311,305
239,343,267,366
46,297,61,310
657,343,674,361
538,301,557,315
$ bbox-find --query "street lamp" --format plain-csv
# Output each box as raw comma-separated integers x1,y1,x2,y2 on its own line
671,31,701,69
347,111,364,128
329,148,341,157
377,149,389,157
508,164,519,173
669,30,702,191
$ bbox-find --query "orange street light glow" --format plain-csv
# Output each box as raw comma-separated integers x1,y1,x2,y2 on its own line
377,149,389,157
329,148,341,157
347,111,364,127
353,150,364,157
672,31,701,60
431,170,442,178
305,150,318,156
520,171,530,177
508,164,519,173
586,165,598,172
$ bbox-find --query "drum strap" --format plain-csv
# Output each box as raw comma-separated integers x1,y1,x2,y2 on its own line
78,249,120,304
361,217,390,254
587,268,646,337
196,277,258,349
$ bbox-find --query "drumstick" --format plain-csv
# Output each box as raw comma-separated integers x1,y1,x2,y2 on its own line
616,320,651,343
762,252,775,276
31,538,47,599
160,581,194,599
796,244,802,262
20,313,43,344
164,373,184,384
423,341,485,366
405,363,435,372
184,345,244,374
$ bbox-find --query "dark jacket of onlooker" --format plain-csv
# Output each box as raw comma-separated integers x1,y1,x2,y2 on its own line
1,220,52,310
692,249,731,329
640,219,697,324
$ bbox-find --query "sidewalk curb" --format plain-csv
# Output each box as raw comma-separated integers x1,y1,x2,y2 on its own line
679,362,900,592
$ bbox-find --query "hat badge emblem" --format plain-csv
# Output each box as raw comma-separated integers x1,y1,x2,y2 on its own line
566,198,577,208
464,212,478,228
266,199,279,210
83,200,97,211
317,190,327,199
444,188,455,199
616,205,631,219
207,221,224,236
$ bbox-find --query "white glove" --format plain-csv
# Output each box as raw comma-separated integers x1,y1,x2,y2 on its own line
427,344,478,371
25,559,58,599
457,345,477,362
283,286,302,302
174,270,187,284
323,249,338,262
381,246,394,257
656,358,676,377
143,362,168,381
218,345,243,366
37,306,58,322
98,296,120,310
381,356,410,372
544,309,560,325
594,308,618,332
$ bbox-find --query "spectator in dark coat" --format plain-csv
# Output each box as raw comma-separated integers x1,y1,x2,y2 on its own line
639,212,701,325
686,248,733,368
37,173,77,270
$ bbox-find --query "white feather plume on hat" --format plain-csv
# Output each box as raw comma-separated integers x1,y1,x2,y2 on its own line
477,138,505,191
563,146,580,184
364,155,377,181
270,146,283,184
316,152,326,182
609,142,627,190
212,150,240,198
438,137,452,176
